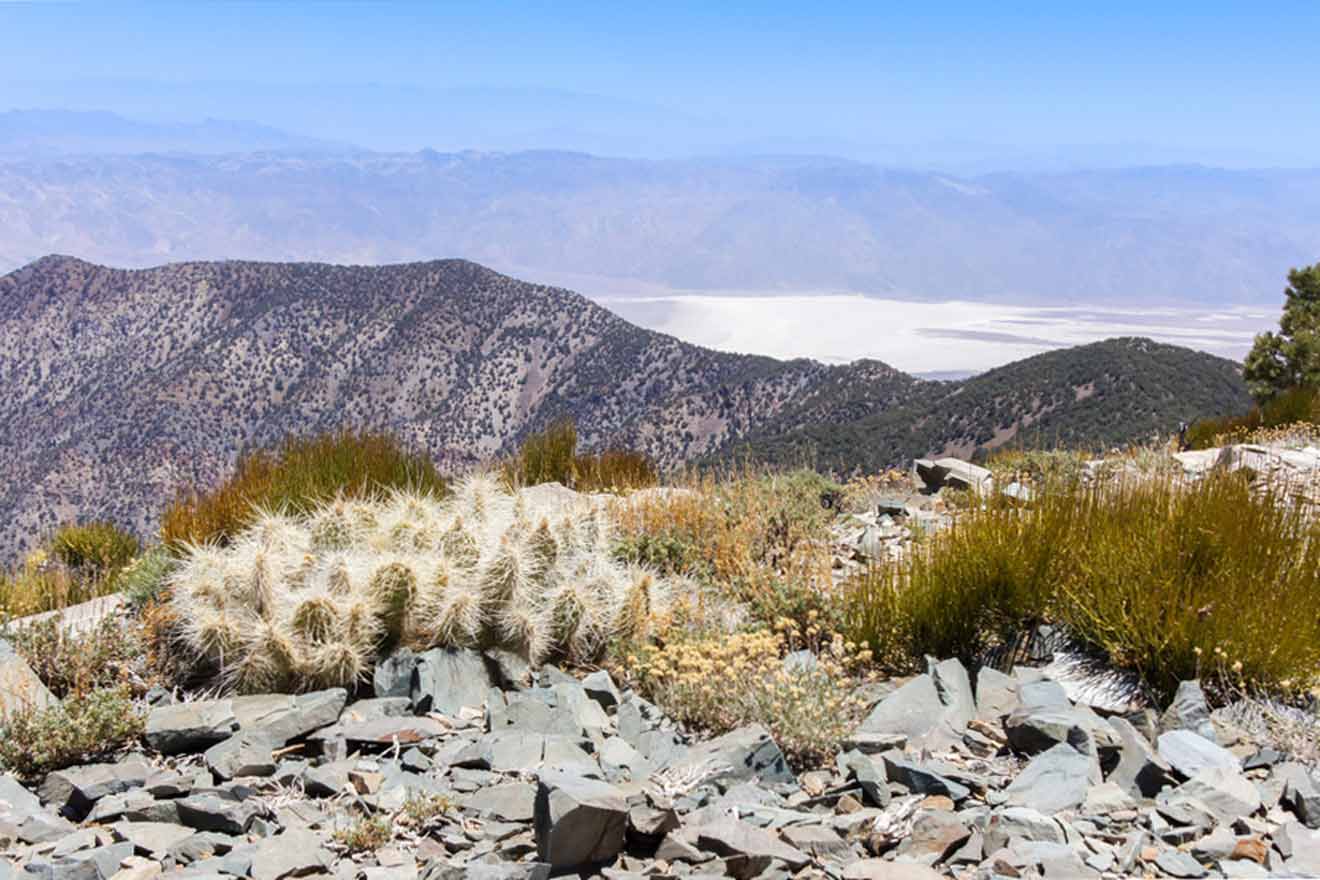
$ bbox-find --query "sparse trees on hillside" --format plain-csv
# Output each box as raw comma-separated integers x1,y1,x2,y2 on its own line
1244,264,1320,402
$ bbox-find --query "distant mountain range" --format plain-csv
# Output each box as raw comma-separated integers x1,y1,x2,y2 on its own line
0,256,1251,560
1,147,1317,303
0,109,351,156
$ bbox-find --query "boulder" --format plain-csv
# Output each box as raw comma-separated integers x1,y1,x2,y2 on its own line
974,667,1020,722
175,791,263,835
686,815,810,871
249,828,330,880
882,755,970,801
40,758,153,820
110,820,195,858
413,648,496,716
1159,681,1218,744
1107,715,1176,799
982,807,1066,856
580,670,620,712
1161,766,1261,825
144,700,238,755
857,662,973,751
374,648,418,699
1278,762,1320,828
1004,743,1092,813
534,772,627,869
663,724,794,788
0,638,57,719
914,458,992,493
1157,730,1239,778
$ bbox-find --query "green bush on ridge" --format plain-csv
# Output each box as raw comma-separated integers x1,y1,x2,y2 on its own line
161,429,448,548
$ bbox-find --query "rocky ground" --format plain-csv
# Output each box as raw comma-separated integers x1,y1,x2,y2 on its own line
1,642,1319,879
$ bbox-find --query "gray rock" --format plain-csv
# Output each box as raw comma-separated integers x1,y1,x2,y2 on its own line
0,772,42,822
14,809,78,844
1278,762,1320,828
204,732,277,781
144,700,238,755
842,860,945,879
412,648,496,716
1159,680,1218,744
374,648,418,699
840,750,890,808
663,724,794,788
421,863,550,880
982,807,1066,854
780,823,851,859
859,661,974,751
463,782,536,822
1016,678,1070,709
175,791,263,835
974,667,1020,721
1004,707,1093,757
534,772,627,869
1107,715,1177,798
1155,848,1209,878
0,637,57,719
167,831,242,863
580,670,620,711
881,755,970,801
40,757,152,820
1005,743,1092,813
249,828,330,880
42,841,134,880
111,820,195,857
687,815,810,871
895,811,971,863
1157,730,1239,778
1161,766,1261,825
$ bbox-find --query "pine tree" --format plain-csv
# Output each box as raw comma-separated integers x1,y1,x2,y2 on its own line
1243,264,1320,402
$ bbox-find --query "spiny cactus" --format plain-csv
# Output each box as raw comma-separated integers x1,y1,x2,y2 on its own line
168,472,677,694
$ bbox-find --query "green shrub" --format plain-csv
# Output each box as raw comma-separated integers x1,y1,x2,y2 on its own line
845,471,1320,701
505,418,658,492
161,430,447,547
1185,386,1320,449
332,814,393,853
116,546,178,607
48,521,141,577
0,686,144,779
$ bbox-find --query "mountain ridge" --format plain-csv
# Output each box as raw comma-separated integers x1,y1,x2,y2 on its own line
3,151,1318,303
0,255,1251,561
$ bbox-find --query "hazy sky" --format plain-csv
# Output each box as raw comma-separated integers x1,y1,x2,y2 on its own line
3,1,1319,165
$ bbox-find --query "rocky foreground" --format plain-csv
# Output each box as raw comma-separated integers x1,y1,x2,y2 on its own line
1,643,1319,879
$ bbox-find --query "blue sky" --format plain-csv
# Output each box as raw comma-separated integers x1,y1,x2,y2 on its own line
2,1,1318,165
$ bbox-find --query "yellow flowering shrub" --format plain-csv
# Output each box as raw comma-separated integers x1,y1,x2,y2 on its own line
623,614,875,769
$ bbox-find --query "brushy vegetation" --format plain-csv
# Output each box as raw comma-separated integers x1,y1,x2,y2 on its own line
1185,386,1320,450
504,418,657,492
612,467,840,630
116,546,178,608
9,615,154,698
161,430,448,548
48,521,140,577
0,550,119,620
167,475,677,693
332,813,393,853
986,448,1090,487
846,470,1320,701
0,686,145,779
622,618,874,769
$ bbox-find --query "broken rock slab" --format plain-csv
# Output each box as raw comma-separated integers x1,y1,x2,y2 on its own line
534,771,628,870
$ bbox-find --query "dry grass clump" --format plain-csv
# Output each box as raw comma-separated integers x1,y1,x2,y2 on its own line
167,474,676,693
0,549,120,620
612,467,839,630
986,448,1090,488
623,617,875,769
0,686,145,779
161,430,447,548
333,813,393,853
846,470,1320,702
504,418,657,492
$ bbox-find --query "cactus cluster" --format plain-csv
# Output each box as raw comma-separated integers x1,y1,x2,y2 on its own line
168,475,673,693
